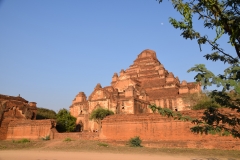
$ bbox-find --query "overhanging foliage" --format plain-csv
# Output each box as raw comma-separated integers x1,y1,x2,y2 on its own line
156,0,240,137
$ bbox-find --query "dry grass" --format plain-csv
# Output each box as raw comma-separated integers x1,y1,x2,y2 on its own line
0,139,239,160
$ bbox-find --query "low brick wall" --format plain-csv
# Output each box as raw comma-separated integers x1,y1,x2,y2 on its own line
52,129,99,140
6,119,55,140
3,111,240,150
100,114,240,150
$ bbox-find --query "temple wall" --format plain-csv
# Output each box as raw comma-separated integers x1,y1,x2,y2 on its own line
6,120,55,140
0,119,9,140
122,99,134,114
52,128,99,140
114,79,134,92
0,103,37,140
88,120,99,132
176,98,185,110
3,119,98,140
179,88,189,94
76,115,86,131
89,100,109,112
70,105,80,117
110,101,117,112
100,114,240,150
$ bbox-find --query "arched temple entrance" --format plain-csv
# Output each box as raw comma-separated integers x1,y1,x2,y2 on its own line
75,120,84,132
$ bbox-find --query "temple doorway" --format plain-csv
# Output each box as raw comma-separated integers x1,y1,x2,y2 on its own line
75,120,84,132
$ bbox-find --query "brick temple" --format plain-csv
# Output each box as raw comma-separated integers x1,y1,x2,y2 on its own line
70,49,201,131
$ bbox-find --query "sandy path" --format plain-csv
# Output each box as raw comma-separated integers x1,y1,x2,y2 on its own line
0,150,193,160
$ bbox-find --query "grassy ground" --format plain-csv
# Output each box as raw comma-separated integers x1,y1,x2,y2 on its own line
0,139,239,160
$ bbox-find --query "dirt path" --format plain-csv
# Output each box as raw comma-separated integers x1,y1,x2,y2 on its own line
0,150,236,160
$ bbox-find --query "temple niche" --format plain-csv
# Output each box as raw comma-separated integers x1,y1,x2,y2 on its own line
70,49,201,132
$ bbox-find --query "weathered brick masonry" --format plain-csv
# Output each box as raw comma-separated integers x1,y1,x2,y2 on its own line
0,94,37,140
100,113,240,150
52,128,98,140
6,119,55,139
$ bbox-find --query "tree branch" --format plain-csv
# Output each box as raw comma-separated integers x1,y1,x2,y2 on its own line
206,39,236,60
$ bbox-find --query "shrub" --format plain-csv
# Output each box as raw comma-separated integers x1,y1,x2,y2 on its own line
192,100,221,110
20,138,30,143
13,138,30,143
97,142,109,147
64,137,71,141
41,135,50,141
90,107,114,123
222,130,231,136
56,108,76,132
0,145,6,149
128,136,142,147
36,107,57,120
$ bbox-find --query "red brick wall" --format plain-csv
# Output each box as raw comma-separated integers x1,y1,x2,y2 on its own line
6,119,55,140
0,98,37,140
0,109,28,140
52,129,99,140
0,119,10,140
100,114,240,150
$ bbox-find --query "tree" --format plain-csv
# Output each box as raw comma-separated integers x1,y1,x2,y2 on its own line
148,104,192,121
89,107,114,132
36,107,57,120
56,108,76,132
181,91,221,110
89,107,114,124
182,92,209,109
157,0,240,137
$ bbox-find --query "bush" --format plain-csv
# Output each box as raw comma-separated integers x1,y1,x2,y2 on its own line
20,138,30,143
90,107,114,123
41,135,50,141
97,142,109,147
192,100,221,110
36,107,57,119
64,137,72,142
128,136,142,147
222,130,231,136
13,138,30,143
56,108,76,132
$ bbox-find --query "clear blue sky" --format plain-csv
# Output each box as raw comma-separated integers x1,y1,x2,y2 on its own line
0,0,235,112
